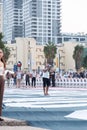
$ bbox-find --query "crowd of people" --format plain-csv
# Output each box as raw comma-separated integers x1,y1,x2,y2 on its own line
5,66,87,97
5,69,37,88
5,67,87,88
5,65,56,95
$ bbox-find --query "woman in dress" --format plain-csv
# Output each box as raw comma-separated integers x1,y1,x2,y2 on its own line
0,48,6,121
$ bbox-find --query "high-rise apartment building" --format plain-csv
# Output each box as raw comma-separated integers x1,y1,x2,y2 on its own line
0,1,3,32
3,0,23,42
23,0,61,44
3,0,61,44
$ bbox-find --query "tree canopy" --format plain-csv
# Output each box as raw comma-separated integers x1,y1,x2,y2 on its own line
83,55,87,69
73,45,84,71
44,42,57,66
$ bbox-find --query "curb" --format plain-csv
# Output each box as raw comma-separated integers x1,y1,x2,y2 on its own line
0,117,45,130
0,117,27,126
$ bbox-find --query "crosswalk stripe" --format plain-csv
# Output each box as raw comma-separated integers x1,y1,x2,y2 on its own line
4,88,87,108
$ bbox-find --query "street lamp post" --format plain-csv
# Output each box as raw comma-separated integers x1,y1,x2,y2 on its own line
59,53,60,73
28,41,32,72
56,47,61,73
28,59,30,71
28,50,32,72
56,44,65,74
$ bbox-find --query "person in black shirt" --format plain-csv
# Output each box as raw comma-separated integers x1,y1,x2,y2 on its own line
25,72,30,86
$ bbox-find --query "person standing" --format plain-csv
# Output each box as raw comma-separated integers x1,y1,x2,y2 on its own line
16,70,22,88
13,72,17,85
31,70,36,87
50,69,55,87
25,72,30,86
42,68,50,95
0,48,6,121
6,71,11,87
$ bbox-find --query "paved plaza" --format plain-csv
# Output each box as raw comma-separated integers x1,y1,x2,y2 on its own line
1,87,87,130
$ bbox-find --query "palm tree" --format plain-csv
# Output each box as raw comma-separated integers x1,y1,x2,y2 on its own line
0,33,10,61
44,42,57,66
73,45,84,71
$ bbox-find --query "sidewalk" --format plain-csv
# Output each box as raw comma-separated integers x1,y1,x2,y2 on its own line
0,126,45,130
0,117,45,130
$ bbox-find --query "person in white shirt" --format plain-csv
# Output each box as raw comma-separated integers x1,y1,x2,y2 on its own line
0,48,6,121
42,68,50,95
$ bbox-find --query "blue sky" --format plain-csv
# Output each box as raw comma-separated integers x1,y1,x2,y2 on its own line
62,0,87,33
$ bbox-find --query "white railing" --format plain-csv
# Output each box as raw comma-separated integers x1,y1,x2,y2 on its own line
5,77,87,88
55,78,87,88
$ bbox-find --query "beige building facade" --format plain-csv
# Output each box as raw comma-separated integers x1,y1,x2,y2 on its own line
56,41,78,72
6,38,45,71
6,38,85,72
